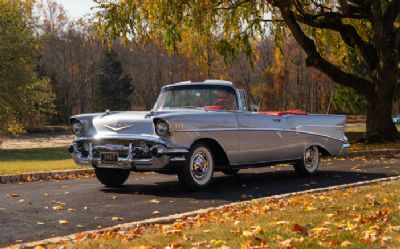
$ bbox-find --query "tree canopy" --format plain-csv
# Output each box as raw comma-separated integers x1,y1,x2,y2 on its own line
95,0,400,141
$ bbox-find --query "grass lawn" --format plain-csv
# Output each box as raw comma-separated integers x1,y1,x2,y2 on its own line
56,180,400,249
0,147,79,175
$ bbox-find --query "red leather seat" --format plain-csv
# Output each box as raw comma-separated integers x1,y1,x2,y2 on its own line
203,106,225,111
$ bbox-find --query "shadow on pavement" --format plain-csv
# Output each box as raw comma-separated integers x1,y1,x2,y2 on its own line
102,169,389,201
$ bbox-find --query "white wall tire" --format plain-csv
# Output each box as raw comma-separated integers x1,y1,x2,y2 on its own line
293,145,320,177
178,143,214,190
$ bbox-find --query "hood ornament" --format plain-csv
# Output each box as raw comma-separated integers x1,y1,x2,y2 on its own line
104,124,133,131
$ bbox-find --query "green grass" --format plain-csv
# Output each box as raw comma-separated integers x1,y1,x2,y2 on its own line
59,181,400,249
0,147,79,175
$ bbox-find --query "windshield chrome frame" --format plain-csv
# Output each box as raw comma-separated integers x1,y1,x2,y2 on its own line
153,83,241,112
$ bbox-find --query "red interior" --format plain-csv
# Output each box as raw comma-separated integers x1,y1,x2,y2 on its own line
258,109,308,116
203,106,225,111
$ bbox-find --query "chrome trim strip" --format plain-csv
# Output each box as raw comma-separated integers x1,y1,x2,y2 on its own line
174,128,347,142
232,157,302,167
295,125,345,129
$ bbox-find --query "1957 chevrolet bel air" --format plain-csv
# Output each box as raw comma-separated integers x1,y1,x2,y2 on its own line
68,80,349,190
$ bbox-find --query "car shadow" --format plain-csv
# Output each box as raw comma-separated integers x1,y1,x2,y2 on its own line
101,168,391,202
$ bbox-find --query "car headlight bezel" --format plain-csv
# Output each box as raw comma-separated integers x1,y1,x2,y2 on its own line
71,120,85,136
154,118,170,136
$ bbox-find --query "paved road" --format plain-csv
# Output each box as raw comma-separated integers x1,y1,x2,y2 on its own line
1,157,400,247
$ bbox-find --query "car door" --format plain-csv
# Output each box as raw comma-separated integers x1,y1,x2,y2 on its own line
236,112,284,165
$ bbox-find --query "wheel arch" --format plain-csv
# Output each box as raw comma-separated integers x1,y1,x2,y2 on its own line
308,143,331,156
191,138,231,168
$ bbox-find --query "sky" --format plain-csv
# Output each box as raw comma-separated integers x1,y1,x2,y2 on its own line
56,0,97,19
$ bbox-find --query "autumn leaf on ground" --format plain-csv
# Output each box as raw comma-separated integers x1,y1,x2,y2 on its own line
52,205,64,211
153,211,160,214
292,223,308,235
148,199,160,204
112,196,118,200
8,193,19,197
67,208,76,212
112,217,124,221
59,220,69,225
341,240,353,247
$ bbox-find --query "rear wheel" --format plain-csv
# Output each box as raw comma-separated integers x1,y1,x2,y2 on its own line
293,146,320,177
178,143,214,190
221,169,240,176
95,168,130,187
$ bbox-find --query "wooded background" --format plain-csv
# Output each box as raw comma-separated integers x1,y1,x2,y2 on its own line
0,0,386,135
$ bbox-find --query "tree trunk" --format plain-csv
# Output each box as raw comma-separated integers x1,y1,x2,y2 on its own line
366,85,399,142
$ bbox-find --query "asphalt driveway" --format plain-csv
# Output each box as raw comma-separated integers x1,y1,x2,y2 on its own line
1,156,400,247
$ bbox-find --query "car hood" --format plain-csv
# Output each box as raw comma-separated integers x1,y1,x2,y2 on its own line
91,111,155,136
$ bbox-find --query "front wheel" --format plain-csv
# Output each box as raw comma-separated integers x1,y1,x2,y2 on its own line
178,143,214,190
293,146,320,177
95,168,130,187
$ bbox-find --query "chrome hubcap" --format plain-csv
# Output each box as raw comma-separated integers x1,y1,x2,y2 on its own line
304,146,318,170
191,152,209,180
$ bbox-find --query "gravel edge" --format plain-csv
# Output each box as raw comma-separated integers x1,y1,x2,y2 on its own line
1,148,399,185
4,175,400,249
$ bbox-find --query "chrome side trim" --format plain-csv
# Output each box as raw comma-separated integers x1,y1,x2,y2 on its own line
295,125,345,129
173,128,347,143
232,157,302,167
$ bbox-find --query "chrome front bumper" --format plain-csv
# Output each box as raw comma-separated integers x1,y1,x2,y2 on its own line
68,139,188,170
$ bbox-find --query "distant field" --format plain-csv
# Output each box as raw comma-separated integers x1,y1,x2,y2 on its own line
0,147,79,175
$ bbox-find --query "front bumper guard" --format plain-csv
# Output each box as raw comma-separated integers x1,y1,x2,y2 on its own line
68,142,188,170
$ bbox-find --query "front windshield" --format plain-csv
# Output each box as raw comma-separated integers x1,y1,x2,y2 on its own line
154,85,238,111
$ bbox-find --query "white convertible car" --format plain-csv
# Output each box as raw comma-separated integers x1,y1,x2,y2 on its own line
68,80,349,190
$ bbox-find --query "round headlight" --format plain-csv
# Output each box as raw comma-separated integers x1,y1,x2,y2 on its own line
71,120,85,135
155,119,170,136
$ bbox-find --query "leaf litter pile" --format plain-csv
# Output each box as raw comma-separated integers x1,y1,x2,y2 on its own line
39,180,400,249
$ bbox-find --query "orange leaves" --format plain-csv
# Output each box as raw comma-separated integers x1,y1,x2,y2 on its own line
162,222,185,235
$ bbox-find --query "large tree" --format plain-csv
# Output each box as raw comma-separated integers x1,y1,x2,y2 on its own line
95,0,400,141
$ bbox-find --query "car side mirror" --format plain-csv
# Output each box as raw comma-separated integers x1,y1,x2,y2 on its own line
251,104,259,112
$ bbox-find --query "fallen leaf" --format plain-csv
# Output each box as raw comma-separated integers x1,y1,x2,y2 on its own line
148,199,160,204
59,220,69,225
292,224,307,233
52,205,64,211
37,221,45,225
112,196,118,200
153,211,160,214
8,193,19,197
341,241,352,247
112,217,123,221
18,199,24,203
34,246,45,249
67,208,76,212
242,230,254,237
275,221,290,225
